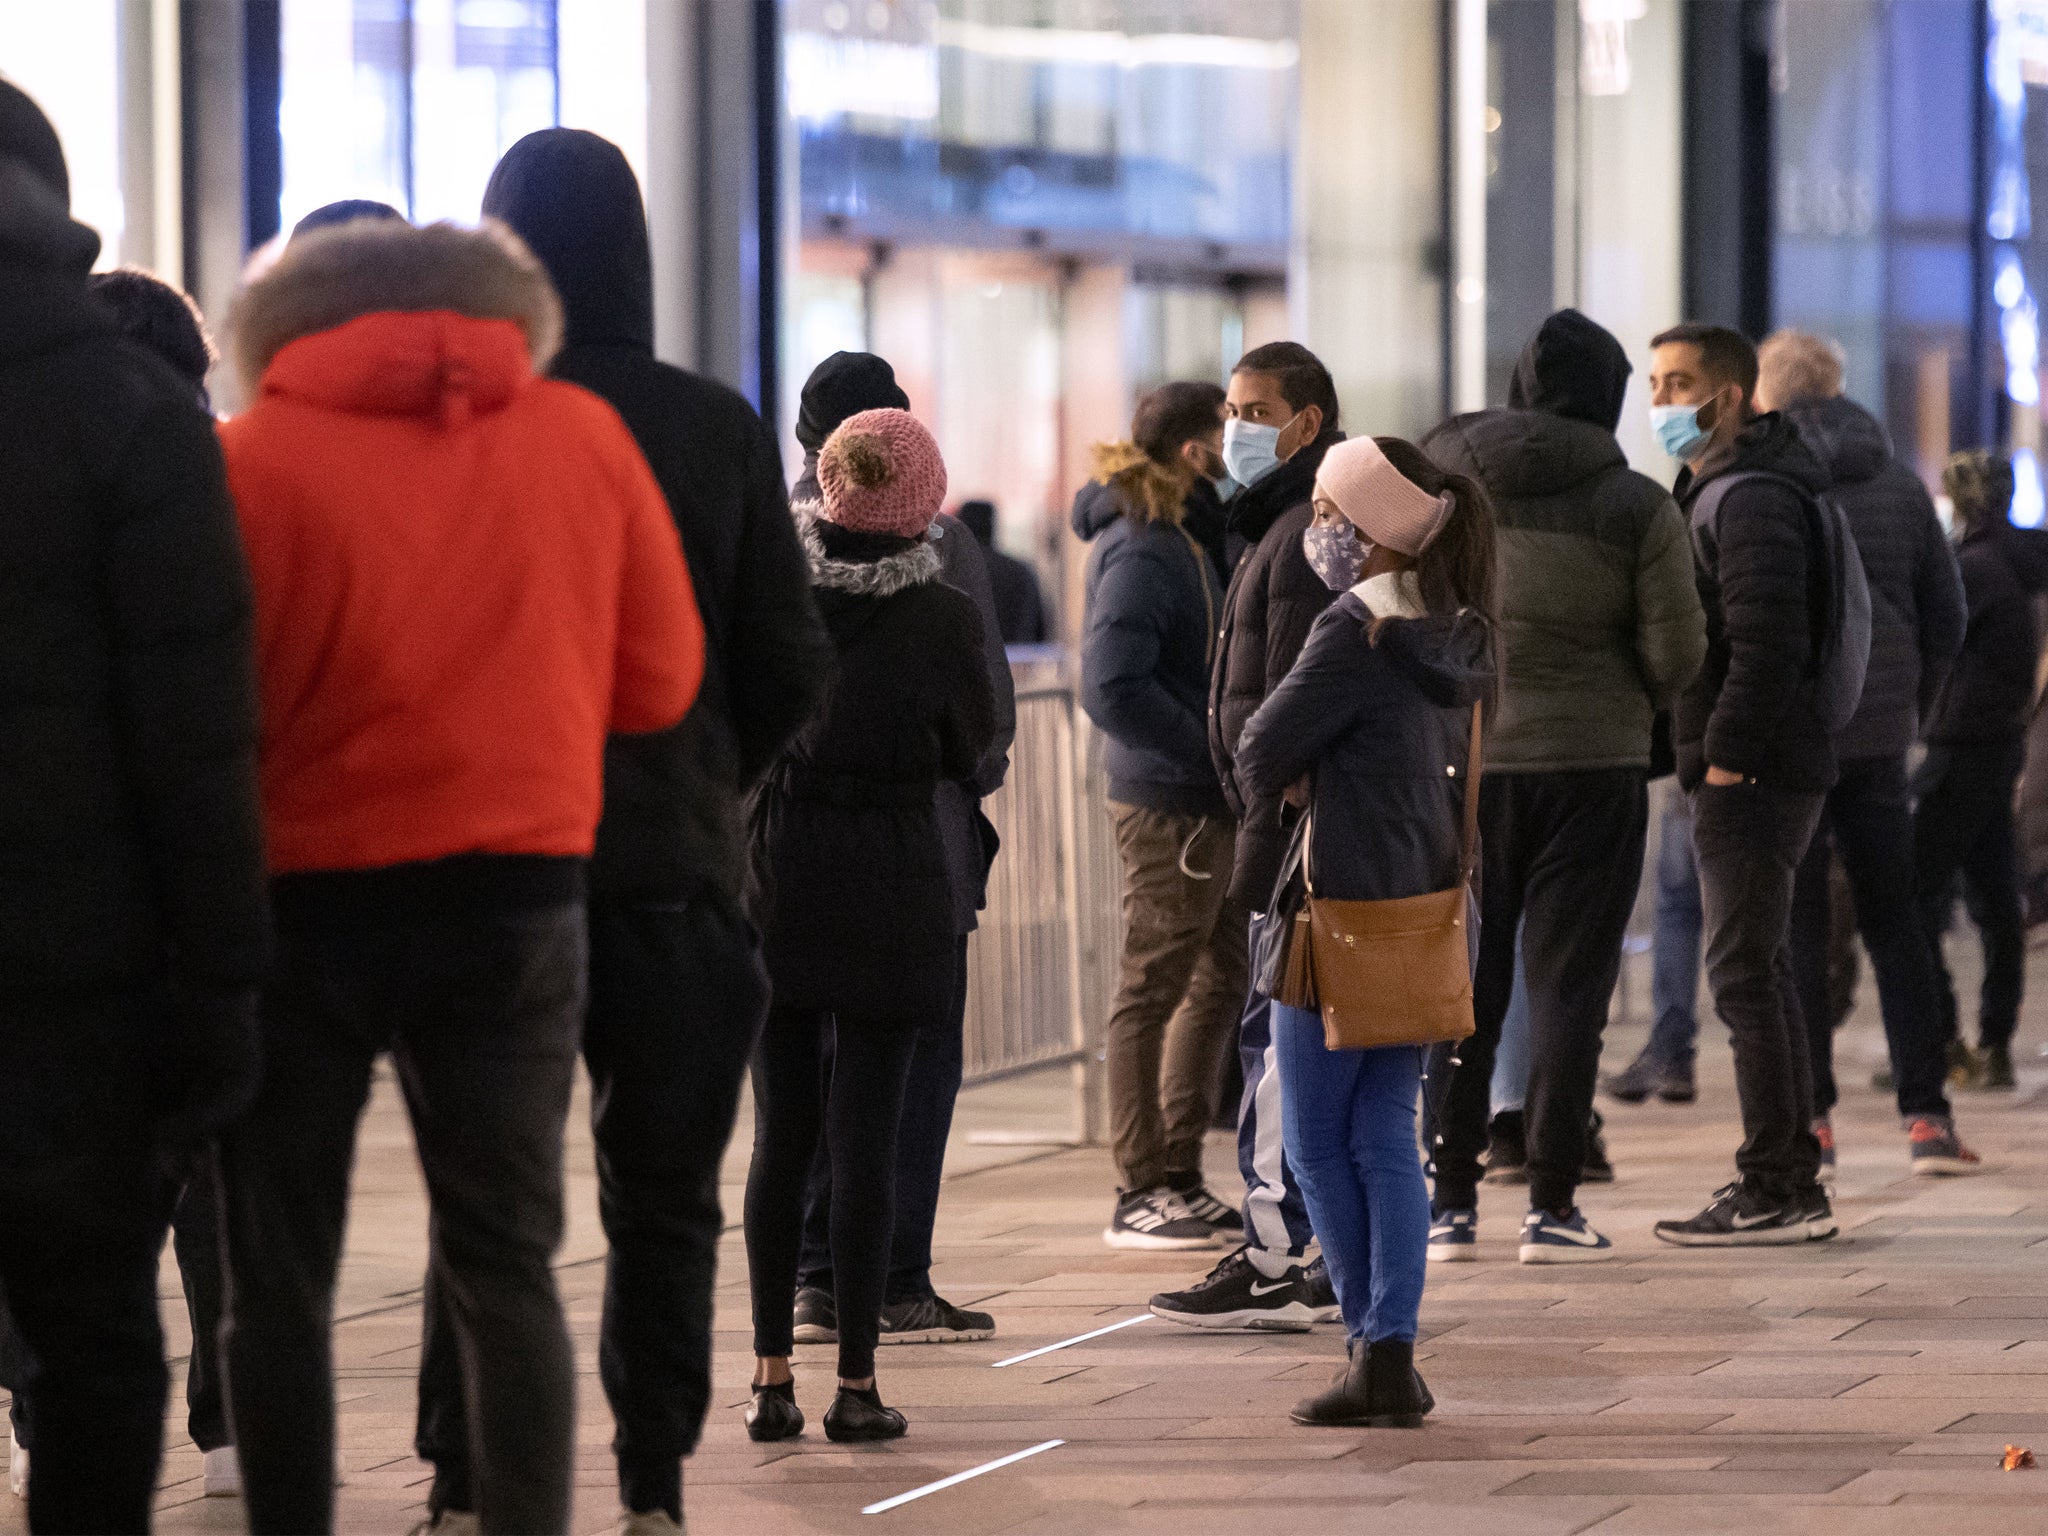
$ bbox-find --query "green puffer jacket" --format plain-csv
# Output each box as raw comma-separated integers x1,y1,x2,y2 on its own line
1422,408,1706,773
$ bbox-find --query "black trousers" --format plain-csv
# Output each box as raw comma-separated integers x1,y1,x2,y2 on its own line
798,933,970,1306
1,1151,228,1461
417,896,767,1522
1916,741,2028,1052
219,904,585,1536
0,985,170,1536
1692,781,1827,1201
744,991,938,1381
1790,753,1953,1120
1434,769,1649,1215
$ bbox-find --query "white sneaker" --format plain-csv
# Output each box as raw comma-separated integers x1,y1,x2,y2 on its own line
618,1509,685,1535
8,1429,25,1499
202,1445,243,1498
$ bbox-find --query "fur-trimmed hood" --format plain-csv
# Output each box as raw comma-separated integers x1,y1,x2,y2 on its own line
800,513,942,598
1085,440,1190,528
229,218,563,403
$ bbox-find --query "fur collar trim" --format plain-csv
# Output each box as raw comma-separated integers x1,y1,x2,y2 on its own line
229,218,562,397
1091,439,1190,526
800,513,942,597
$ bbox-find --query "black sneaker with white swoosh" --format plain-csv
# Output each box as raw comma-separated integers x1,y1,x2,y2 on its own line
1147,1246,1315,1331
1653,1180,1812,1246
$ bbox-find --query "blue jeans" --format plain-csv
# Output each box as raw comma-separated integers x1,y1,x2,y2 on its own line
1273,1004,1428,1344
1648,794,1702,1064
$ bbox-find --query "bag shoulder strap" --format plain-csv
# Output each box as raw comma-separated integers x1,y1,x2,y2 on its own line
1460,702,1484,882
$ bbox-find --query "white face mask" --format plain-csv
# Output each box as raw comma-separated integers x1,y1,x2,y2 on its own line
1222,410,1301,489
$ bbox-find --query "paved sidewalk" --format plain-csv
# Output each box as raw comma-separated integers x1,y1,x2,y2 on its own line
7,968,2048,1534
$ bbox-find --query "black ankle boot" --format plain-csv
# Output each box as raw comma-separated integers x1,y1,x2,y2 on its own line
1290,1338,1373,1425
744,1379,803,1442
823,1385,908,1443
1363,1338,1432,1427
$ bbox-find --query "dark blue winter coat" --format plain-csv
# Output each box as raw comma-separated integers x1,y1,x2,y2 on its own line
1075,444,1230,817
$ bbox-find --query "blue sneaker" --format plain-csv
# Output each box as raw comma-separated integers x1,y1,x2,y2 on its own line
1427,1207,1477,1263
1518,1207,1615,1265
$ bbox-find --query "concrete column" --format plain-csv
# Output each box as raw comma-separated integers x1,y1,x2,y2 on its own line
1292,0,1445,439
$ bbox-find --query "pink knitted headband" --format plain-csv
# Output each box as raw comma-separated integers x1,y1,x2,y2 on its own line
1313,437,1454,556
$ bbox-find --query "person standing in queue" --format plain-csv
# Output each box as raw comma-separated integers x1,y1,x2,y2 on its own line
742,409,997,1445
1076,382,1251,1256
1917,452,2039,1095
784,352,1016,1352
403,129,832,1536
1421,310,1705,1264
1756,330,1970,1175
216,212,704,1536
0,83,270,1535
1233,435,1499,1427
1148,344,1349,1323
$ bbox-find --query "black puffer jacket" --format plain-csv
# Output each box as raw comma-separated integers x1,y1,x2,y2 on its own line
484,128,831,907
1422,311,1704,772
750,523,998,1020
1925,525,2040,746
1209,432,1342,906
1674,414,1839,792
1782,396,1964,760
1235,575,1495,903
1076,444,1228,817
0,157,269,992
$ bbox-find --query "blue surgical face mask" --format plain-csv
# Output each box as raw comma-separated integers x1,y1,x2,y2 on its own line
1649,403,1709,462
1222,411,1300,489
1302,520,1370,591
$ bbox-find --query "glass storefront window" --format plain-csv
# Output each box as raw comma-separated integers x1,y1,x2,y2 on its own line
280,0,645,233
785,0,1301,633
2,2,124,267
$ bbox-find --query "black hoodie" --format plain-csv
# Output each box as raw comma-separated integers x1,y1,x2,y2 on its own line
1422,311,1705,773
1673,413,1840,792
0,98,269,996
484,128,832,905
1780,395,1963,760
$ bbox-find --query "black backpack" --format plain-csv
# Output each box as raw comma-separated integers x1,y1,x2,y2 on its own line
1690,471,1872,735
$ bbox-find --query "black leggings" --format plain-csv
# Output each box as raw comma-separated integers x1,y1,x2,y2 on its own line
744,1002,926,1380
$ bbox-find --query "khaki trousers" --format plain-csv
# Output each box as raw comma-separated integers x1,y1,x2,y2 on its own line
1104,803,1248,1191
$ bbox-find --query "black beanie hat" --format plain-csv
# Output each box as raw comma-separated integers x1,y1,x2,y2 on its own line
0,79,70,203
290,199,406,244
796,351,910,454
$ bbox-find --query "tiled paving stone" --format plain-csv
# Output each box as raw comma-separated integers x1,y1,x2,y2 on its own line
8,956,2048,1535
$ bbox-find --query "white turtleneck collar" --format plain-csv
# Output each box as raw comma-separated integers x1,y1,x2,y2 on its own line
1352,569,1425,620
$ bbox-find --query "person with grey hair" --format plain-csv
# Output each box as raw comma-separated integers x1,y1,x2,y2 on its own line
1757,331,1976,1176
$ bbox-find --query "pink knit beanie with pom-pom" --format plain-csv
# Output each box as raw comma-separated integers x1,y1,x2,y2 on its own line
817,408,948,538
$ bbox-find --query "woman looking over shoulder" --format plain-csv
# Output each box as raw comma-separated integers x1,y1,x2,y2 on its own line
1233,436,1498,1429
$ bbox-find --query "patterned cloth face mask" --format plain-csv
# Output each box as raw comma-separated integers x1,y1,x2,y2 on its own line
1302,519,1370,591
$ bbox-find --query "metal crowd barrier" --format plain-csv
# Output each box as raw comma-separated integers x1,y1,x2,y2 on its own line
960,679,1666,1146
959,685,1119,1143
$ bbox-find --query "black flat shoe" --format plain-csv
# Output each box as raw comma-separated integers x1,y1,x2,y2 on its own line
823,1386,907,1442
745,1380,803,1442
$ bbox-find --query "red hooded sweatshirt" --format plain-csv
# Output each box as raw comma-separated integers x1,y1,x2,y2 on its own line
220,221,703,874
